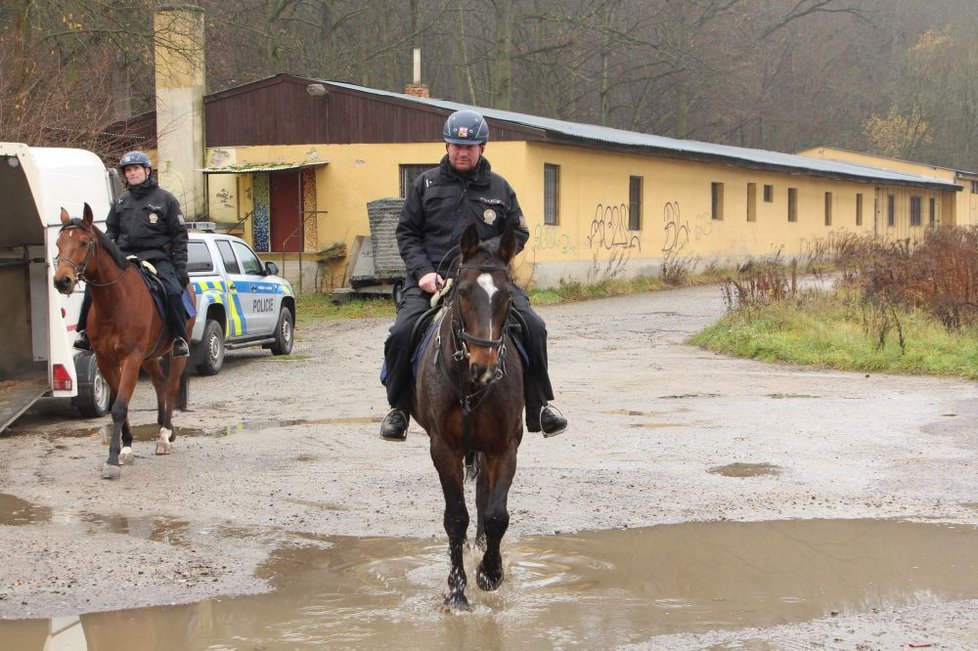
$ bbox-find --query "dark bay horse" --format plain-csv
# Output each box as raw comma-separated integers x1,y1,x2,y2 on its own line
412,222,524,610
53,203,194,479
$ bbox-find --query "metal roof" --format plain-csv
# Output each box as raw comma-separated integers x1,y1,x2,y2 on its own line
200,161,328,174
320,79,961,191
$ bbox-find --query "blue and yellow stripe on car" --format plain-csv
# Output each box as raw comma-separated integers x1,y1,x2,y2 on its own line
192,279,247,336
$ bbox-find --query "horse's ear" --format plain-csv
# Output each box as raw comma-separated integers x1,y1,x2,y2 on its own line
461,224,480,259
60,208,70,225
497,222,516,264
82,203,94,226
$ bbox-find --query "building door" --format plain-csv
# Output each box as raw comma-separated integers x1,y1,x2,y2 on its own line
269,170,302,252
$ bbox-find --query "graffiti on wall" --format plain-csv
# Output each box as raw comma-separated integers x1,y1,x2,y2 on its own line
588,203,641,254
661,201,712,263
585,203,641,281
532,224,574,254
661,201,689,261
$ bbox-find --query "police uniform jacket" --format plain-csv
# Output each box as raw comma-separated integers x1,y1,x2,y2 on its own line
106,177,188,269
397,155,530,289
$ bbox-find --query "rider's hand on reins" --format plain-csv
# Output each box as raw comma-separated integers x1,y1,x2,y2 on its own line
419,272,444,295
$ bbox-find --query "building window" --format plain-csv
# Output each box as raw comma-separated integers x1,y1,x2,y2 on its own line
544,163,560,225
887,194,895,227
971,180,978,193
763,184,774,202
711,182,724,221
628,176,642,230
788,187,798,222
824,191,833,226
856,193,863,226
910,196,922,226
747,183,757,222
929,197,936,226
399,164,435,197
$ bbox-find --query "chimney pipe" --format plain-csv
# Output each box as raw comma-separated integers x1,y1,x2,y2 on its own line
154,4,205,218
404,48,430,98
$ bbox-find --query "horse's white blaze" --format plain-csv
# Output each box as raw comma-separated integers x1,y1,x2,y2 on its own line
477,272,498,340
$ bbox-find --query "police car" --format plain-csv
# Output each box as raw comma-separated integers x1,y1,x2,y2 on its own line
186,225,296,375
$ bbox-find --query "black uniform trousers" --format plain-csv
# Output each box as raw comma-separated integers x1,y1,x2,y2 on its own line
77,257,189,342
383,285,554,413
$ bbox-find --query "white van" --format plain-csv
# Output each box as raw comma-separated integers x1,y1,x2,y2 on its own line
0,143,117,432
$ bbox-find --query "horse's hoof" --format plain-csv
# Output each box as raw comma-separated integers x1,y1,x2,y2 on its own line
442,593,470,611
477,564,503,591
101,463,121,480
119,447,134,465
156,427,173,455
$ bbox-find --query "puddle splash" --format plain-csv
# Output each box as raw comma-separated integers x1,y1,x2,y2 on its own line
3,519,978,649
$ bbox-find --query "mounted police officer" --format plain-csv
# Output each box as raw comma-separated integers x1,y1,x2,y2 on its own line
380,109,568,441
74,150,192,357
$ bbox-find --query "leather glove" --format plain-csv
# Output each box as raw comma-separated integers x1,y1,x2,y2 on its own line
176,266,190,287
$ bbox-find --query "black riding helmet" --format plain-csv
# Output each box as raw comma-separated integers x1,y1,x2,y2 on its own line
443,110,489,145
119,150,152,172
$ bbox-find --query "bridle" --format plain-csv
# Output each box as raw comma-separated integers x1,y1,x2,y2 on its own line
436,261,513,413
55,224,128,288
452,262,510,359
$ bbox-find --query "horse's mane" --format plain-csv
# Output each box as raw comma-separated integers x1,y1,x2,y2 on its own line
63,218,130,269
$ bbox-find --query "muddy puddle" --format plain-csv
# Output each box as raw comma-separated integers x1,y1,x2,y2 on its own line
54,416,382,443
3,518,978,649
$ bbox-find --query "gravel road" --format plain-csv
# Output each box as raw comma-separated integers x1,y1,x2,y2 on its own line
1,284,977,649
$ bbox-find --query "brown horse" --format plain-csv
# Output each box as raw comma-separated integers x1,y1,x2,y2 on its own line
412,222,524,610
53,203,195,479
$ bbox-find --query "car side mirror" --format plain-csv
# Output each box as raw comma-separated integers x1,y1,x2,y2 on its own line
264,261,279,276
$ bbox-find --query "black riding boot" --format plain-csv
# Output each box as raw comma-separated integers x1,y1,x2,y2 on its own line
74,290,93,350
167,296,190,358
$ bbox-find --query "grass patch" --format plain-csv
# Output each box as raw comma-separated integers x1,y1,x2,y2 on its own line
691,294,978,380
296,294,394,325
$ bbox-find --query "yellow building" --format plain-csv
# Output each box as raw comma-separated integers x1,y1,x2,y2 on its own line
799,146,978,230
184,76,958,291
120,5,963,293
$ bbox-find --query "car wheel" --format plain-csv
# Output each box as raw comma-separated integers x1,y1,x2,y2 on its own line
270,307,294,355
73,352,111,417
194,318,225,375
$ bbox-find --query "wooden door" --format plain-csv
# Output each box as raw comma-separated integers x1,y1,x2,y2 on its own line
270,171,302,252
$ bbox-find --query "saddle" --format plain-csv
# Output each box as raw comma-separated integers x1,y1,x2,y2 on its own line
127,256,196,320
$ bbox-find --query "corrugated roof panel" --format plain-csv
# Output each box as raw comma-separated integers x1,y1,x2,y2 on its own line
321,79,960,190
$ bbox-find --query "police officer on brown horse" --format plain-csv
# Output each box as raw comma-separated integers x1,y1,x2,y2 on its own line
74,150,192,357
380,109,568,441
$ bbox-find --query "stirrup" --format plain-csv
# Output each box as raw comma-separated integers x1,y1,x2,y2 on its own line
73,331,91,351
171,337,190,358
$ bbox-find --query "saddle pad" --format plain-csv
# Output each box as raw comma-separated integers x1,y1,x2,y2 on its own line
137,268,196,319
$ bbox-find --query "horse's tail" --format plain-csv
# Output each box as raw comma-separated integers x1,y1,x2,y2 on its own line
177,363,190,410
464,450,480,482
